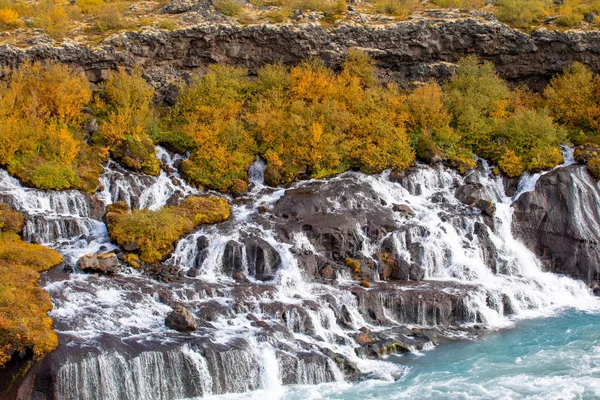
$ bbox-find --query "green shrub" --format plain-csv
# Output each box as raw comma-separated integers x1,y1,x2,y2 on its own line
107,196,231,262
496,0,549,29
544,62,600,133
498,150,525,177
587,156,600,180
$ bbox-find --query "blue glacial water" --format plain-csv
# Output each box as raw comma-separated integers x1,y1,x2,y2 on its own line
208,308,600,400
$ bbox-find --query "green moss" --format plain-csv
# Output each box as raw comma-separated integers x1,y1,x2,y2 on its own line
110,136,161,176
107,196,231,263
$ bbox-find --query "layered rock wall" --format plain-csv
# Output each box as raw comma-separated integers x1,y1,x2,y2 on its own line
2,17,600,93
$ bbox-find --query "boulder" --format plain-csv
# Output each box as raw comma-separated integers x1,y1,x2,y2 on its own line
165,305,198,332
243,237,281,281
194,235,210,269
455,183,496,216
392,204,415,216
77,253,119,274
221,240,244,277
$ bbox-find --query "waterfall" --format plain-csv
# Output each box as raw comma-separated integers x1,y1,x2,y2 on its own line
1,147,598,399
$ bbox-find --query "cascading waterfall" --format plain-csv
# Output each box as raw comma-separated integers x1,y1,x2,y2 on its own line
1,145,598,399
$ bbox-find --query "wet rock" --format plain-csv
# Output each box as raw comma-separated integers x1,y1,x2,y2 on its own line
512,165,600,284
243,237,281,281
319,265,337,280
392,203,415,216
360,280,371,288
272,178,396,261
354,332,373,345
233,271,247,281
251,320,270,328
455,183,496,216
353,281,474,326
77,253,119,274
297,253,318,277
409,264,426,282
165,305,198,332
194,235,210,269
222,240,244,277
474,221,498,273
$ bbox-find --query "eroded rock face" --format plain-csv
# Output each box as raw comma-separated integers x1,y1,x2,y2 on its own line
512,165,600,284
3,17,600,97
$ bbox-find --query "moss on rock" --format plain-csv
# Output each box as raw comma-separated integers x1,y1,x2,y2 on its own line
106,196,231,263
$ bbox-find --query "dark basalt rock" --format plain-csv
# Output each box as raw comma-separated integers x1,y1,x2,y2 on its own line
392,203,415,216
221,240,244,277
474,221,498,273
243,237,281,281
455,183,496,216
194,235,210,269
272,178,397,262
165,305,198,332
512,165,600,284
4,16,600,98
351,281,475,326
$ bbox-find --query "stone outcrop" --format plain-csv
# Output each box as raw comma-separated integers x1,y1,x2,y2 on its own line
512,165,600,284
3,16,600,97
77,253,119,274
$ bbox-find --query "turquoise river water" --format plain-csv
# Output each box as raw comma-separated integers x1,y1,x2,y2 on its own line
208,307,600,400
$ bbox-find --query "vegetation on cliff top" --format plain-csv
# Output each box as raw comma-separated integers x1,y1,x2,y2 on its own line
1,0,599,46
106,196,231,263
0,204,61,367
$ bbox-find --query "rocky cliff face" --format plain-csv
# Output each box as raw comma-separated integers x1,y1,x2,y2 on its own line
513,165,600,287
2,14,600,94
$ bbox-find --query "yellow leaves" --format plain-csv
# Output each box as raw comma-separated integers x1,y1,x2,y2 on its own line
406,81,452,135
99,66,154,146
0,221,61,366
1,61,91,125
43,123,80,164
290,58,337,102
0,61,101,191
545,62,600,132
498,150,525,177
0,8,20,28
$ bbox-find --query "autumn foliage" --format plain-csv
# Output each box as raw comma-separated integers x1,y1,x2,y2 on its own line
0,205,61,367
6,55,600,195
106,196,231,263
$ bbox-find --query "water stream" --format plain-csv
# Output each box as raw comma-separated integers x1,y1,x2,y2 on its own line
1,146,598,399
